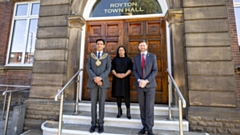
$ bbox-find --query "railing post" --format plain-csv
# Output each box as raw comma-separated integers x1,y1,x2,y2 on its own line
178,98,183,135
58,92,64,135
74,75,80,114
2,94,7,120
4,93,12,135
168,76,172,120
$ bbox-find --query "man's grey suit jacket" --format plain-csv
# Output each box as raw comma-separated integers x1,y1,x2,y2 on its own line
133,52,158,88
86,52,111,89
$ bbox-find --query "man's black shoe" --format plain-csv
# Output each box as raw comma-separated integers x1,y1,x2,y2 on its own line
89,125,96,133
98,125,104,133
148,130,155,135
138,128,146,134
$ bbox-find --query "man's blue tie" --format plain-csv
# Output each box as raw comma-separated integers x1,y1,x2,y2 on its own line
97,52,100,59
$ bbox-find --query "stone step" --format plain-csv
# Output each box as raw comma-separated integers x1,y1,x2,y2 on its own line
64,101,179,116
42,101,189,135
42,121,204,135
62,111,188,131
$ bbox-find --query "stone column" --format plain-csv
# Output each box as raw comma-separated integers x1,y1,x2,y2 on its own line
23,0,86,130
65,15,85,99
165,3,188,116
183,0,239,134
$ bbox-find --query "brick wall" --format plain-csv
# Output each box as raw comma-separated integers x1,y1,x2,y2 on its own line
0,70,32,108
227,0,240,100
0,1,13,65
0,70,32,85
0,1,32,109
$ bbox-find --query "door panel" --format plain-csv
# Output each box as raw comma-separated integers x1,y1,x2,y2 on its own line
83,18,168,103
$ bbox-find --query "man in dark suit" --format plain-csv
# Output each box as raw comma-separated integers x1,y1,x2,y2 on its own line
133,40,158,135
86,38,111,133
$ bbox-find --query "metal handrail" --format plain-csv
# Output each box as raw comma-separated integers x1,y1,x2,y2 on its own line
0,84,30,135
54,68,83,135
166,69,186,135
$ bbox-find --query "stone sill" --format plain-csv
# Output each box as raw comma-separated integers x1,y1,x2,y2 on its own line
0,65,32,70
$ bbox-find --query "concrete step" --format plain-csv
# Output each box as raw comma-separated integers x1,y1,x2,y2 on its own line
42,101,189,135
42,121,205,135
62,111,188,131
64,101,179,116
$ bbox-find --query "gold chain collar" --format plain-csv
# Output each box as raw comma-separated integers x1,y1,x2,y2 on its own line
91,53,108,66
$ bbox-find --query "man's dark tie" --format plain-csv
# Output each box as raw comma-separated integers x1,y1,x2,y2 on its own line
97,52,100,59
141,54,145,79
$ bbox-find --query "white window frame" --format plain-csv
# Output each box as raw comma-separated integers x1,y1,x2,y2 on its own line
234,1,240,45
5,1,40,67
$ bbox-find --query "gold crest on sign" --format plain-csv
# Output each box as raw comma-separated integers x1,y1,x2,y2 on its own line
91,53,108,66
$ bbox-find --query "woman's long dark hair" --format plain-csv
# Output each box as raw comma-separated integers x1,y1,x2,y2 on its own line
116,46,128,58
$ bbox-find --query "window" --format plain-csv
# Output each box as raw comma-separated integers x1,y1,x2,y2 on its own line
6,2,40,66
234,0,240,45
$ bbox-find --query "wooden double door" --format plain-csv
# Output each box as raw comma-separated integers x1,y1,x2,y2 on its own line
82,17,168,103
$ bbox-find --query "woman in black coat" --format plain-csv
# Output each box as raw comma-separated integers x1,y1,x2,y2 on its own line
111,46,133,119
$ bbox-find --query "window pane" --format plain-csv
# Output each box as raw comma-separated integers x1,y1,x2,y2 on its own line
235,7,240,45
15,4,28,16
31,3,40,15
25,19,38,64
234,0,240,2
9,20,27,63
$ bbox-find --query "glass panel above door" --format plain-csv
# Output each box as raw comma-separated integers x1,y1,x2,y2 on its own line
91,0,162,17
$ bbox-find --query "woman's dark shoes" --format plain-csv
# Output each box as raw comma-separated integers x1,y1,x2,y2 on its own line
147,130,155,135
127,108,131,119
116,107,122,118
98,125,104,133
138,127,146,134
89,125,96,133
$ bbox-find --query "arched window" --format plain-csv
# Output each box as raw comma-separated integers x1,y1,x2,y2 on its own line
90,0,162,17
